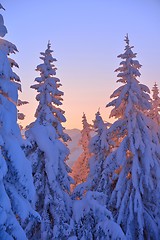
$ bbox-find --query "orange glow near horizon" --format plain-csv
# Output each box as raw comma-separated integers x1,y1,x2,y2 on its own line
18,89,113,130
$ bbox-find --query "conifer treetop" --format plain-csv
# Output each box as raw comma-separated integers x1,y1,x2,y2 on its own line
107,35,151,120
124,33,129,45
80,113,92,149
149,82,160,125
152,82,160,101
82,112,91,130
31,42,70,141
93,110,110,135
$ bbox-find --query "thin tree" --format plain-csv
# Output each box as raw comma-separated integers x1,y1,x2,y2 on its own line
87,111,112,192
71,113,92,189
149,82,160,126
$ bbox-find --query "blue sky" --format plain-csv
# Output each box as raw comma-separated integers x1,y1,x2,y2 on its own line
1,0,160,129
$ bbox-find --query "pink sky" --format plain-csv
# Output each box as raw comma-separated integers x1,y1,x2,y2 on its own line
2,0,160,129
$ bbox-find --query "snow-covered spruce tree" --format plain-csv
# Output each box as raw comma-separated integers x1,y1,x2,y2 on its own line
71,113,92,189
72,191,126,240
31,41,70,142
79,111,117,205
85,110,111,193
70,112,126,239
105,35,160,239
72,110,117,202
0,5,38,240
75,110,112,197
25,43,74,239
148,82,160,126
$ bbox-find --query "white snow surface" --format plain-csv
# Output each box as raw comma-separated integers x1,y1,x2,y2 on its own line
72,191,126,239
0,16,38,238
26,121,59,179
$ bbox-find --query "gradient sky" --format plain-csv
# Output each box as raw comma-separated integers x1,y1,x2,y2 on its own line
1,0,160,129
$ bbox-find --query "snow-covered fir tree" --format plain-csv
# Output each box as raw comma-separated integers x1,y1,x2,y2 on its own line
72,110,118,207
105,35,160,239
85,110,111,193
31,41,70,142
25,42,74,239
74,110,112,197
0,5,38,239
71,113,92,189
73,110,118,198
149,82,160,126
72,191,126,240
70,112,126,239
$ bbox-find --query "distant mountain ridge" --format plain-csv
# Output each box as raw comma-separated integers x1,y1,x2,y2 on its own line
65,129,82,167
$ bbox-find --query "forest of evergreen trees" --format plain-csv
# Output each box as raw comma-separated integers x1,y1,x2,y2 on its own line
0,4,160,240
